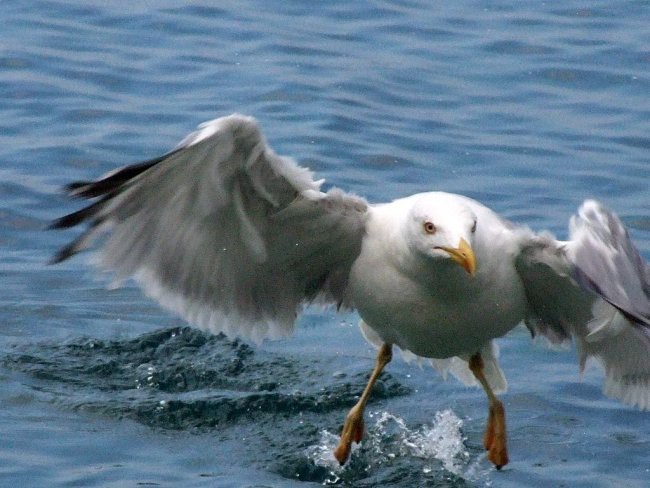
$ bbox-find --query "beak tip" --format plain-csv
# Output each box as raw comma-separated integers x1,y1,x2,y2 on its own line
440,237,477,275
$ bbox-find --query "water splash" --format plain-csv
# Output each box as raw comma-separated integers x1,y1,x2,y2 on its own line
399,410,469,473
306,409,490,484
303,430,347,484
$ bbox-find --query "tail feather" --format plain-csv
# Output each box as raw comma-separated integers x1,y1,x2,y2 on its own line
430,342,507,394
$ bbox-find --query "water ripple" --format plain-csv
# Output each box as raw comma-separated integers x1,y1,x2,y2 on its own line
2,327,410,433
2,0,649,486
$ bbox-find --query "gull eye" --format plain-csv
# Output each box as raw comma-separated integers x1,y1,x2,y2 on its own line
423,221,437,234
471,220,477,233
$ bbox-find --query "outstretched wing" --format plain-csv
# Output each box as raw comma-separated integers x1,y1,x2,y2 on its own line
516,200,650,410
52,114,368,343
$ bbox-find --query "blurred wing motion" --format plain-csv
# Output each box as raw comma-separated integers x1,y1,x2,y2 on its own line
52,114,368,343
516,200,650,409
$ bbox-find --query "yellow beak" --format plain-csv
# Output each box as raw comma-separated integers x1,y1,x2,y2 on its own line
436,237,477,275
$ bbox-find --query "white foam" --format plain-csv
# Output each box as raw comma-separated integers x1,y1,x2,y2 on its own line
305,409,491,483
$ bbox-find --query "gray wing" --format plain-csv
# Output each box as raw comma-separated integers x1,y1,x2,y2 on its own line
515,200,650,410
52,114,368,343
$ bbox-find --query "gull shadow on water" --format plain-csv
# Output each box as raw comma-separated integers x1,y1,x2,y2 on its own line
1,327,488,486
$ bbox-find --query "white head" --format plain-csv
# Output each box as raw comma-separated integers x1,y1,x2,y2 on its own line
403,193,478,274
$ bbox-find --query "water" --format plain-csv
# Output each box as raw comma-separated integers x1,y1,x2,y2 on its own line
1,1,649,486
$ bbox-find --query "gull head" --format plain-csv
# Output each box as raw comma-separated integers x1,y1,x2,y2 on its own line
403,193,478,275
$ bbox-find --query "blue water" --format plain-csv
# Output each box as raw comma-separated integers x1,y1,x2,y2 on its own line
1,1,649,486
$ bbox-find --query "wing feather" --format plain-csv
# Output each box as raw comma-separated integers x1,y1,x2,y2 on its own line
53,114,368,343
516,201,650,410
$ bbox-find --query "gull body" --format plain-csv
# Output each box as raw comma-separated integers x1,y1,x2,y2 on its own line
351,192,527,358
52,114,650,469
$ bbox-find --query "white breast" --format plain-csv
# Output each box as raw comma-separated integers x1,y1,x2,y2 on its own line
349,197,528,358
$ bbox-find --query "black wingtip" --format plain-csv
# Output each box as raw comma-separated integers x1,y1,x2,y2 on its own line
49,211,83,230
49,200,104,229
63,153,170,200
48,224,99,264
51,151,171,264
48,243,76,265
65,180,94,196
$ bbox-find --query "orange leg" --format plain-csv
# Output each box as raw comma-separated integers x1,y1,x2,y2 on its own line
333,343,392,465
469,353,509,469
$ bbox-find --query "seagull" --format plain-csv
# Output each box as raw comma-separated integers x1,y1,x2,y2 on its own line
52,114,650,469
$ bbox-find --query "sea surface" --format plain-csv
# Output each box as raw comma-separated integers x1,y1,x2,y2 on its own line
1,1,649,487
